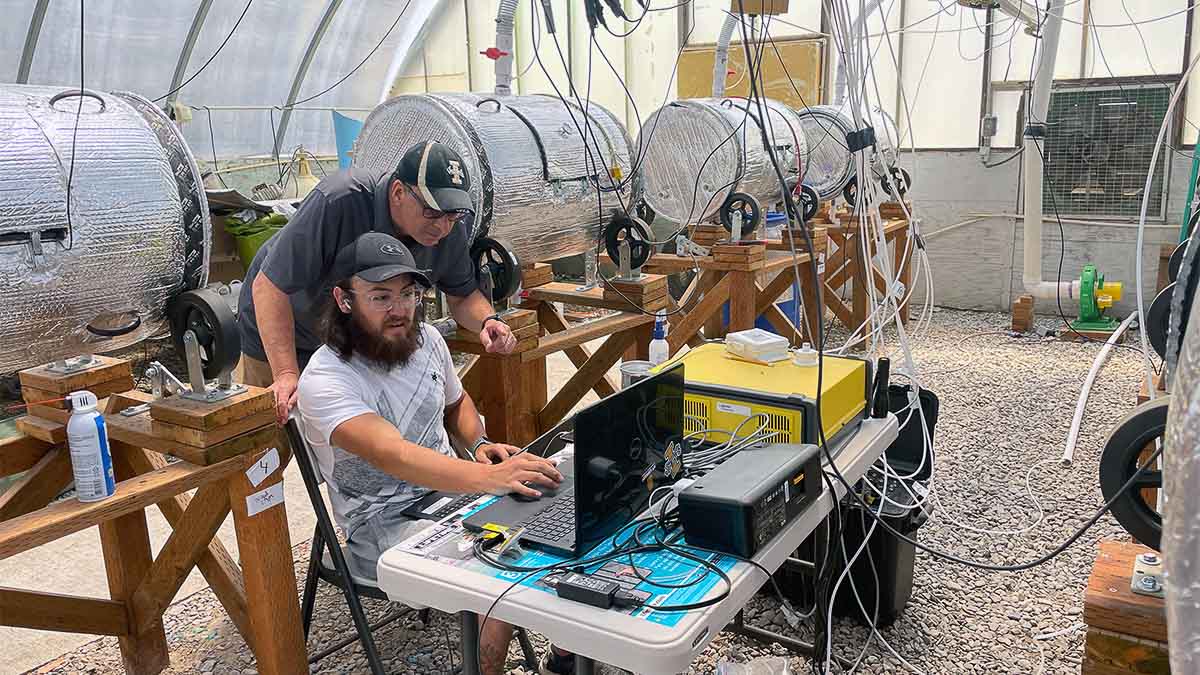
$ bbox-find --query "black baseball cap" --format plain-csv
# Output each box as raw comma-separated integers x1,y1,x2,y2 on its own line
332,232,432,287
393,141,473,213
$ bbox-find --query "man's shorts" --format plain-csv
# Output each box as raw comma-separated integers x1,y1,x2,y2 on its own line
346,506,435,582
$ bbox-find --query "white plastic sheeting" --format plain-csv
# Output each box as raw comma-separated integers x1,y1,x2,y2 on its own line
2,0,414,158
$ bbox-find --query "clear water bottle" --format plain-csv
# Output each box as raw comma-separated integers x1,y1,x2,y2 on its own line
66,390,116,502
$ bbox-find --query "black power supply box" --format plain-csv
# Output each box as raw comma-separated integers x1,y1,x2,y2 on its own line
677,444,822,558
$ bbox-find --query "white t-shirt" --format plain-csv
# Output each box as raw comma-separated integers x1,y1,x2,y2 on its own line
296,323,463,538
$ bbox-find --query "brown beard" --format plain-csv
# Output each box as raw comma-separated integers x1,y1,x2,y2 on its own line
346,312,422,369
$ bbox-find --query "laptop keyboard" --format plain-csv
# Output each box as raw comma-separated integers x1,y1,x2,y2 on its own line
521,492,576,541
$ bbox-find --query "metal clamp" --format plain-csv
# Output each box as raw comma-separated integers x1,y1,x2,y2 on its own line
675,235,710,258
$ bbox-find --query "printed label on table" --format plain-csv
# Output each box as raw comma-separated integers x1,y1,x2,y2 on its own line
422,496,454,515
245,482,285,517
246,447,281,488
716,401,752,417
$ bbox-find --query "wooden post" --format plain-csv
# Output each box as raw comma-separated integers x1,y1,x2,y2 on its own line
727,270,758,333
1083,540,1168,674
850,232,869,351
893,225,910,325
226,446,307,675
700,272,727,340
99,442,170,675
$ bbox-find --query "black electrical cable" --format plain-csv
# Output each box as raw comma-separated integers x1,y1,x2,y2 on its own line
153,0,255,103
982,147,1023,168
63,0,85,251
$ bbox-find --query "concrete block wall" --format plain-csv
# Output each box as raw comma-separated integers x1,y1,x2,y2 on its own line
901,149,1187,315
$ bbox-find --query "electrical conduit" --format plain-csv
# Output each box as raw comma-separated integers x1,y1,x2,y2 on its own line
711,14,739,97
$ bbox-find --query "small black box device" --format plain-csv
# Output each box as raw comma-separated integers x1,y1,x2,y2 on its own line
677,444,822,558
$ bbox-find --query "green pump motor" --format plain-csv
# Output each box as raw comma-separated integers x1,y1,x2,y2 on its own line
1071,264,1124,332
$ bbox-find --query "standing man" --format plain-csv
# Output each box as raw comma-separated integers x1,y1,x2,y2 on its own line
238,141,518,423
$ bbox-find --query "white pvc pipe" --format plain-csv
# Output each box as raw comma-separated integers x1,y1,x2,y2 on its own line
1019,0,1076,301
1060,312,1137,465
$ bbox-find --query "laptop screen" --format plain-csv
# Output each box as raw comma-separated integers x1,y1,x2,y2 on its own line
573,362,686,554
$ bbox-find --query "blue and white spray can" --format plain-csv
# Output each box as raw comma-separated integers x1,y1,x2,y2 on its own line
66,390,116,502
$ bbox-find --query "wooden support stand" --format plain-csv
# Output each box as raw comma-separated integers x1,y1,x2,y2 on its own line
1,361,306,675
821,217,912,350
606,228,829,349
18,355,135,409
1083,540,1169,675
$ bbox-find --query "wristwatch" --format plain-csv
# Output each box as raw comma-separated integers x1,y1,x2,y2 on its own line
482,313,507,330
470,436,491,457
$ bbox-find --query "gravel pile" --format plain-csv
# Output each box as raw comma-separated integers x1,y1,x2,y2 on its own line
27,308,1147,674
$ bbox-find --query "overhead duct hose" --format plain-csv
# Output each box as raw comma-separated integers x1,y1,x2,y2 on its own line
1165,288,1200,673
494,0,519,96
712,14,739,97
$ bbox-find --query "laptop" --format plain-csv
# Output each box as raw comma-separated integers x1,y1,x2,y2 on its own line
462,362,686,557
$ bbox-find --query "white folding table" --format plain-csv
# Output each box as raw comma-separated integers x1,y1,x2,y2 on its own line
377,416,899,675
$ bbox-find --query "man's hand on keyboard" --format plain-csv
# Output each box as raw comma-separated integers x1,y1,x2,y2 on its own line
474,442,520,464
480,454,563,498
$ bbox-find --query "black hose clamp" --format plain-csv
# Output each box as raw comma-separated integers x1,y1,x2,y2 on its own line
846,126,877,153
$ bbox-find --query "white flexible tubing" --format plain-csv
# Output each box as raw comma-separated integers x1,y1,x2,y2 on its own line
1061,312,1137,465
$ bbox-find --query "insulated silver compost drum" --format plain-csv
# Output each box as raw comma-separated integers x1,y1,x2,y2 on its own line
796,104,908,205
352,93,642,285
0,85,212,375
637,97,810,231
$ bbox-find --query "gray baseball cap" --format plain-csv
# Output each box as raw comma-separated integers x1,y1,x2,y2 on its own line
332,232,432,287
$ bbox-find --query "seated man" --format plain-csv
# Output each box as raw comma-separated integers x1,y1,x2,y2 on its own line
296,232,562,675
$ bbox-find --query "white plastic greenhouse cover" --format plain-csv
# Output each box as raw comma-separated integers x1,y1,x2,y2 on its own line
0,0,421,158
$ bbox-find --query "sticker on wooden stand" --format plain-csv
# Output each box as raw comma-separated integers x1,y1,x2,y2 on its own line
246,447,281,487
246,482,285,517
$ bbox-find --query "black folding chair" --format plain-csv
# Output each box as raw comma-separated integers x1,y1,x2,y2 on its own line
284,419,539,673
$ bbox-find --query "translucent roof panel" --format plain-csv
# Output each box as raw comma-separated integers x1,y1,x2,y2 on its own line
3,0,468,159
20,0,195,95
174,0,329,159
0,2,38,81
276,0,416,158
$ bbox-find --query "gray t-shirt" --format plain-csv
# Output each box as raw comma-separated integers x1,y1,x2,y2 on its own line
295,324,463,543
237,168,478,363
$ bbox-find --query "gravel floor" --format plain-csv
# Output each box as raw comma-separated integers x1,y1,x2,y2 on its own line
23,307,1148,675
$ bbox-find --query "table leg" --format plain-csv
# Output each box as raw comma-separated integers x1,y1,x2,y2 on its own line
576,655,598,675
728,270,758,334
460,611,481,675
227,447,307,674
798,255,825,348
100,443,169,675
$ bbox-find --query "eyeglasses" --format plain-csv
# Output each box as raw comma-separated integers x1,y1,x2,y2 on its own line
346,288,423,313
405,185,470,223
